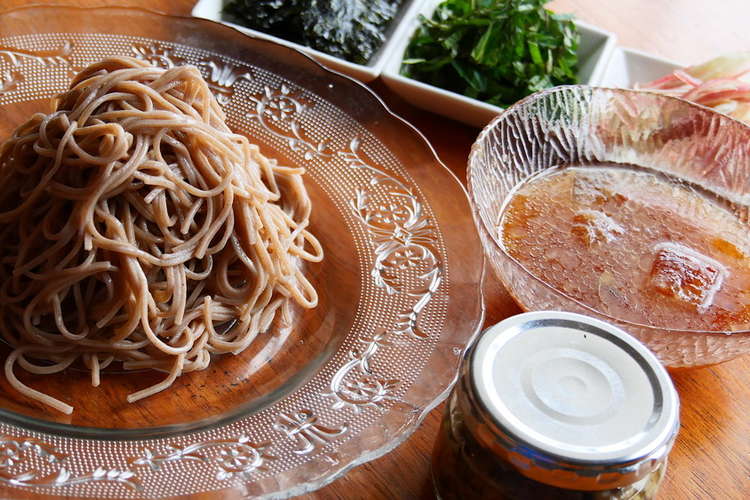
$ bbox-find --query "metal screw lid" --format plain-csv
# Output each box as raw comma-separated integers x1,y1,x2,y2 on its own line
470,311,680,490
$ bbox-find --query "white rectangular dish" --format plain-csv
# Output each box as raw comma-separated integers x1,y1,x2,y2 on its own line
598,47,683,88
191,0,423,82
380,0,617,128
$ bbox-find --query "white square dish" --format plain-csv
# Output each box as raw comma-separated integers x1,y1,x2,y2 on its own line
380,0,617,128
598,46,683,88
191,0,423,82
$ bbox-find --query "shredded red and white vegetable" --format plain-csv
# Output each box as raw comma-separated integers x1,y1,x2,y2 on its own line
637,52,750,123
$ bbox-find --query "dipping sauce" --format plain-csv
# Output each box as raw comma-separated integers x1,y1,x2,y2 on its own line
500,164,750,331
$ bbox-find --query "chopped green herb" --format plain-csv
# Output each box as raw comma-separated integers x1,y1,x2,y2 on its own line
401,0,579,107
223,0,403,65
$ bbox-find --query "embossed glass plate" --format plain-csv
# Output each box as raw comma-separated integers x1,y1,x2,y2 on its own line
0,6,484,499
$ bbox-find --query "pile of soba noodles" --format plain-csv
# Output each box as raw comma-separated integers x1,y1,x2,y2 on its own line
0,57,322,414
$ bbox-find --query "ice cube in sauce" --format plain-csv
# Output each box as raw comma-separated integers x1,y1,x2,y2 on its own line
649,242,726,312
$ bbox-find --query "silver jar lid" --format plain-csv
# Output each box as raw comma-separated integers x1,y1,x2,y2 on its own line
470,311,680,490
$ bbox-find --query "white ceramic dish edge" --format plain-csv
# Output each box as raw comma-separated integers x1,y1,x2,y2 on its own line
380,0,618,128
598,46,684,88
191,0,423,82
192,0,684,128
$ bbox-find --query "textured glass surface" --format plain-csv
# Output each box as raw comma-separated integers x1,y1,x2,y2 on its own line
469,85,750,368
0,6,484,499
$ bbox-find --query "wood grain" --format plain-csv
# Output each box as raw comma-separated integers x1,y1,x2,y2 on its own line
548,0,750,65
0,0,196,16
0,1,748,499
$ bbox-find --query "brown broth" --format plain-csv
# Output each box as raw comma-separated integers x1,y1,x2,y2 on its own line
500,165,750,331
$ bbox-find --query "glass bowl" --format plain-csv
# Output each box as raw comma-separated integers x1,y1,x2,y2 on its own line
0,5,484,499
468,85,750,368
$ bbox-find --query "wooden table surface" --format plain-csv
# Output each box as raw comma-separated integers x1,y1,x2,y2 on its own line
2,1,750,499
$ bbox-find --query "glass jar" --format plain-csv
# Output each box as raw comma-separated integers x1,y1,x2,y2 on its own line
432,311,680,499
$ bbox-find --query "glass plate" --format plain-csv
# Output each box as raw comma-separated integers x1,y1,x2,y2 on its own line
0,6,484,498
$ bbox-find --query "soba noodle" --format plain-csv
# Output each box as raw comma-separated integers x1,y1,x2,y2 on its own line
0,57,322,414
